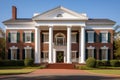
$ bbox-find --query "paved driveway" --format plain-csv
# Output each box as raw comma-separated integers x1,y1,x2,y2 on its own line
0,69,120,80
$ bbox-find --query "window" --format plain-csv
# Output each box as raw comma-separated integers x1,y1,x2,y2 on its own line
72,33,77,43
101,49,108,60
43,33,49,43
100,31,108,43
25,49,31,59
87,31,94,43
57,14,63,17
11,49,17,60
23,31,34,43
25,33,31,43
87,49,94,58
11,33,17,43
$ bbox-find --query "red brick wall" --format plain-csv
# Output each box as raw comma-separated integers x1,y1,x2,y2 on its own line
85,29,114,60
6,29,35,60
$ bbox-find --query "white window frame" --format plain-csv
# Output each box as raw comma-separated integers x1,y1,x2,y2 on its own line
72,32,77,43
10,31,17,43
87,31,94,43
10,46,18,60
43,33,49,43
24,31,32,43
101,46,108,61
87,46,95,58
24,46,32,59
100,31,108,43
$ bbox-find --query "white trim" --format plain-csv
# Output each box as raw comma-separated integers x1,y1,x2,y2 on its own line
24,31,32,33
100,31,108,33
10,31,17,33
10,46,18,49
87,46,95,49
87,31,94,33
101,46,108,49
24,46,32,49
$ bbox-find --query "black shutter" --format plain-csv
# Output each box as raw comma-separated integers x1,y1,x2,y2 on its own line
85,49,88,60
8,33,11,42
41,52,43,58
108,32,111,43
31,33,34,42
99,33,102,43
76,33,79,43
86,32,88,43
22,49,25,59
94,32,96,43
8,49,11,60
99,49,102,60
76,52,79,58
17,49,20,60
23,33,25,42
108,49,111,60
41,34,44,42
17,32,20,43
31,49,34,59
94,49,96,59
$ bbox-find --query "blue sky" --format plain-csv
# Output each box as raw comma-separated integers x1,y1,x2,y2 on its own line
0,0,120,30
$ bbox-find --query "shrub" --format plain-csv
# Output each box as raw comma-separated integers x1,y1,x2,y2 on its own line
0,60,24,66
101,60,110,66
86,57,96,68
96,60,110,67
110,60,120,67
24,59,34,66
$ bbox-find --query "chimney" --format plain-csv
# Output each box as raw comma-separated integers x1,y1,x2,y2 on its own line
12,6,17,20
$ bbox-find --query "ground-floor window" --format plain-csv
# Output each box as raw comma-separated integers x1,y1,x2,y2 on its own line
25,49,32,59
101,49,108,60
87,49,94,58
11,49,17,60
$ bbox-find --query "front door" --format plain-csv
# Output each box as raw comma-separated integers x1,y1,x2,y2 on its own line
56,51,64,63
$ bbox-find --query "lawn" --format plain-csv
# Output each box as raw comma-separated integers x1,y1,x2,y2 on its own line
0,69,36,75
87,70,120,75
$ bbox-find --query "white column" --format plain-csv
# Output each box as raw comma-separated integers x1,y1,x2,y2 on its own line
79,29,81,63
35,27,41,63
67,26,72,63
49,26,53,63
80,27,85,63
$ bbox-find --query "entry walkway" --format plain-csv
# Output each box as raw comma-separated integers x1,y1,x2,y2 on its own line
0,69,120,80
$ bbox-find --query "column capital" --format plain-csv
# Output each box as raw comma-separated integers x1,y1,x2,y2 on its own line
48,25,54,28
67,25,72,28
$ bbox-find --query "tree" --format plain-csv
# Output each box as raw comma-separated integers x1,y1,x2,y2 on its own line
114,39,120,59
0,38,5,60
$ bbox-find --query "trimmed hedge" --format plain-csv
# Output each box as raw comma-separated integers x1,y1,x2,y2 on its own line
86,57,96,68
110,60,120,67
96,60,110,67
0,60,24,66
24,59,34,66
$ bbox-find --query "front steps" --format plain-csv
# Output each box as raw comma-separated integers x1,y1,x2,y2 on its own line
47,63,75,69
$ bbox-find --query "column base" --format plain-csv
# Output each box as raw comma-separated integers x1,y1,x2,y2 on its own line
80,61,86,64
66,61,72,64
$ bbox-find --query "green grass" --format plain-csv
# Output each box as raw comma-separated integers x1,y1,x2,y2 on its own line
87,70,120,75
0,69,36,75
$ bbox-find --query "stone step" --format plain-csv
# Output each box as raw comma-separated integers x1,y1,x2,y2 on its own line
47,63,75,69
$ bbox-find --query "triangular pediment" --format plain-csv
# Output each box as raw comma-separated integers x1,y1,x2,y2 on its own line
32,6,88,20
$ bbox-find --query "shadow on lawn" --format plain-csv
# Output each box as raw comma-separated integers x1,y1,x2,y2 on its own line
1,75,120,80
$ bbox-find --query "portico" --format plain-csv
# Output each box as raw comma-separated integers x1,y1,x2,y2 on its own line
35,25,86,64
